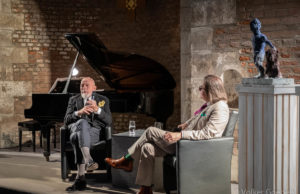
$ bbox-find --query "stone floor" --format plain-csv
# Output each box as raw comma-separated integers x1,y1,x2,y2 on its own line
0,146,238,194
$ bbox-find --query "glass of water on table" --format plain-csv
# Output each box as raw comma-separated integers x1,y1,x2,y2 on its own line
154,122,163,129
129,120,136,136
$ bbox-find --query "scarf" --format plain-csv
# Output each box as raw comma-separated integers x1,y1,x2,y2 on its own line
194,103,208,115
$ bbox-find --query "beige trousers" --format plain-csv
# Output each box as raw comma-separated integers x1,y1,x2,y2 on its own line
128,127,176,186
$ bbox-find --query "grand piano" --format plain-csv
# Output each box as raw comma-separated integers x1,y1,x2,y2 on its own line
24,33,176,160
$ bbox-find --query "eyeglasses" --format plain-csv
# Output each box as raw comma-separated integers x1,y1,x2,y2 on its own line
199,86,204,91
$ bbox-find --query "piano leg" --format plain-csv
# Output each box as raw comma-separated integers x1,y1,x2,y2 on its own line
41,125,51,161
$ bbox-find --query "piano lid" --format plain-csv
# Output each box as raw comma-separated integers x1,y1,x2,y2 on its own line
65,33,176,91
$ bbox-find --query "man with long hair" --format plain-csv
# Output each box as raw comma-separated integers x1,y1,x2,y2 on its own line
105,75,229,194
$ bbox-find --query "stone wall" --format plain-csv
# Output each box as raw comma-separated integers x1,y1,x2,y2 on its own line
181,0,300,183
0,0,180,148
0,0,31,148
181,0,300,121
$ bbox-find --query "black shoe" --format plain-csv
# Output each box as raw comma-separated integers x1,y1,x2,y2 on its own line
66,178,87,191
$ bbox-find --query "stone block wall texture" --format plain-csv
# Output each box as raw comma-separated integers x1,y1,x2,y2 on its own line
0,0,29,148
181,0,300,120
181,0,300,183
0,0,299,152
0,0,180,148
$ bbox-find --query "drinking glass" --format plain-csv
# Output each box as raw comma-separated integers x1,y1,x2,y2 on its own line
154,122,163,129
129,120,136,136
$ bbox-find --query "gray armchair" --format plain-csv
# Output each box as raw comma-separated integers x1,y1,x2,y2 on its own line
163,111,238,194
60,125,112,180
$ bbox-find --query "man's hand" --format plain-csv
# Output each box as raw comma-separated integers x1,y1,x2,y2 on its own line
77,106,94,116
164,132,182,143
85,100,99,112
177,123,187,130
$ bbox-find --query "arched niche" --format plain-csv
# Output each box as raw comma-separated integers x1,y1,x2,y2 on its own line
221,69,242,108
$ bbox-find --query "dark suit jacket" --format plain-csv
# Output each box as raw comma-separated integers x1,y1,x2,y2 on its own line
64,93,112,129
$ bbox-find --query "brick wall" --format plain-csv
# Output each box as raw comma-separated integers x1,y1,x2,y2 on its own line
218,0,300,79
2,0,299,151
181,0,300,125
17,0,181,119
0,0,180,148
11,0,180,93
112,113,156,134
181,0,300,183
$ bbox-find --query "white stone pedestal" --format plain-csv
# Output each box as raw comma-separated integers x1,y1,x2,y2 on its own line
237,78,299,194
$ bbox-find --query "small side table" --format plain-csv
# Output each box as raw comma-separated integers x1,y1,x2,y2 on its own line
111,129,164,191
112,129,145,188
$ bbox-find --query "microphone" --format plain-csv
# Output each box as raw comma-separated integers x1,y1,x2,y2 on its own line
91,92,95,122
91,92,95,101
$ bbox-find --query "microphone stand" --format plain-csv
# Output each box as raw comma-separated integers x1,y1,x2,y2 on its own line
62,51,80,94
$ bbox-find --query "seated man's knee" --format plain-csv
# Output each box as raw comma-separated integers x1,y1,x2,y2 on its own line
146,126,159,139
76,119,89,129
141,143,155,158
70,133,78,144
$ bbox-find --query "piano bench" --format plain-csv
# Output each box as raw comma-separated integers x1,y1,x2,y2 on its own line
18,120,57,152
18,120,41,152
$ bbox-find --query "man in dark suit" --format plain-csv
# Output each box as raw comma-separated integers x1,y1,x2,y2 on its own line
64,77,112,191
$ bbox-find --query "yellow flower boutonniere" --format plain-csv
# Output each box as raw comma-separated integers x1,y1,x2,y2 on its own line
98,100,105,107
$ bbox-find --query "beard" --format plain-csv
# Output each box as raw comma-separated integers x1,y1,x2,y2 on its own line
81,93,90,99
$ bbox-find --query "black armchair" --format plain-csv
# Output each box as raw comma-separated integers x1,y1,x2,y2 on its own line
60,125,112,180
163,111,238,194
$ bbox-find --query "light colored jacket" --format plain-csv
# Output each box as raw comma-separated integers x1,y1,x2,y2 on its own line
181,100,229,140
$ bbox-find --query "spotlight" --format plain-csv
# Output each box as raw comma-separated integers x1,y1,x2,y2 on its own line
72,68,79,76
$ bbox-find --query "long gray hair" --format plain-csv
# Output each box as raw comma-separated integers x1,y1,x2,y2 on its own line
203,75,227,104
